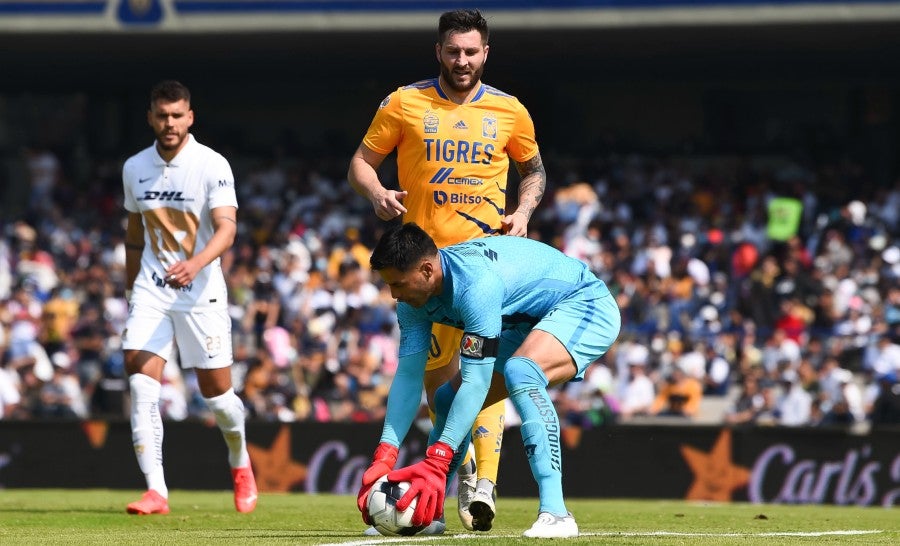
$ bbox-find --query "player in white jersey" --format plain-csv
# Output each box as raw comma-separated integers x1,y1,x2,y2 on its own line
121,80,257,515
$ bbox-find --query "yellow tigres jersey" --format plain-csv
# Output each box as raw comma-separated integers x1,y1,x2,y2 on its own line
362,78,538,247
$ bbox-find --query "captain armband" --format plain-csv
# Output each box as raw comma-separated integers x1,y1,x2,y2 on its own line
125,243,144,251
459,332,499,359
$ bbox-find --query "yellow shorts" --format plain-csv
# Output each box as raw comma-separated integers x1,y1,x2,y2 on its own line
425,322,464,371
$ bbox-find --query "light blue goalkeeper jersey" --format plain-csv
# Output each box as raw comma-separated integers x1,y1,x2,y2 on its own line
381,235,613,450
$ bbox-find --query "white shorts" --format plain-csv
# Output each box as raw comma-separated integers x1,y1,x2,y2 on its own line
122,304,233,370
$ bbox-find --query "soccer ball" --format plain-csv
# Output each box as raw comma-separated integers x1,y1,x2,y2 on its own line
366,475,425,536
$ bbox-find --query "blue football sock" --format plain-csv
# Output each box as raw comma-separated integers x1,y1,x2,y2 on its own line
429,381,455,446
504,356,567,516
429,382,470,492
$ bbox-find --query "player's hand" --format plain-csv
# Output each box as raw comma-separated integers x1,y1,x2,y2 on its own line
372,189,408,221
388,441,453,526
165,260,200,288
357,442,399,524
500,210,528,236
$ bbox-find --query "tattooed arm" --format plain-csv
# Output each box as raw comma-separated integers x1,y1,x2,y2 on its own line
502,151,547,236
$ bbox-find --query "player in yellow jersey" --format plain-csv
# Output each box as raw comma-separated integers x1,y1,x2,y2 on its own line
348,8,546,535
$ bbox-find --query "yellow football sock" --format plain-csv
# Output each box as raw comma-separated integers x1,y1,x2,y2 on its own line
471,400,505,484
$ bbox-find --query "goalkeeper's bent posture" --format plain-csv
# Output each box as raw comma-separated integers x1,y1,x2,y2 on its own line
358,223,621,538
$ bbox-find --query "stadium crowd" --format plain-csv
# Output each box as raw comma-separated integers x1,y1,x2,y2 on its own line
1,141,899,429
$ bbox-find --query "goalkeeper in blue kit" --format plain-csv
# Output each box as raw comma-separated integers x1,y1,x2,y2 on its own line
357,223,621,538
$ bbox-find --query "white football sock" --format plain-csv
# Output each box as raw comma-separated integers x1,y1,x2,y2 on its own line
129,373,168,498
204,388,250,468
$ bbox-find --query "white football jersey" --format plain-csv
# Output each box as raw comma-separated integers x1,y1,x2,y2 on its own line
123,134,238,311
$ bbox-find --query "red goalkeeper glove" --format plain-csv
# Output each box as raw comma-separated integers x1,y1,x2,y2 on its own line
387,441,453,526
357,442,399,524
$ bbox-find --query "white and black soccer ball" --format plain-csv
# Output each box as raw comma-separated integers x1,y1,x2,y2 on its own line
366,475,425,536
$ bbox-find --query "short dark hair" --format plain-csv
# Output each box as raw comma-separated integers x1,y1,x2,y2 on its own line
370,223,438,272
438,8,489,44
150,80,191,106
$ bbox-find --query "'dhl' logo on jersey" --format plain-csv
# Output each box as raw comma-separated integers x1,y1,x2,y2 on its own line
460,333,485,358
137,190,187,201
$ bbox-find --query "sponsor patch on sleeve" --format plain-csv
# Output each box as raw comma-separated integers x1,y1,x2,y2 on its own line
460,333,499,359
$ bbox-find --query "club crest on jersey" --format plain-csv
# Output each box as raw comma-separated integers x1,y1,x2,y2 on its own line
482,115,497,140
460,333,485,358
423,110,439,134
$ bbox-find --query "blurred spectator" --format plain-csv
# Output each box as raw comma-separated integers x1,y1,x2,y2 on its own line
819,367,865,426
242,271,281,350
817,357,853,415
22,146,61,214
12,223,58,301
35,351,87,418
326,227,371,280
741,254,781,333
40,285,79,355
564,219,604,276
0,353,23,419
702,342,732,396
863,333,900,377
330,260,379,323
724,374,764,425
775,370,813,426
662,256,696,334
159,360,189,421
832,294,873,372
676,339,707,382
71,304,107,398
774,297,813,345
650,363,703,418
349,321,395,423
884,285,900,335
240,349,288,421
760,328,801,380
617,346,656,420
557,362,618,428
869,372,900,425
4,282,43,361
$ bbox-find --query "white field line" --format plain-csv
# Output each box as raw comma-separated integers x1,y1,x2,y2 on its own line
321,529,883,546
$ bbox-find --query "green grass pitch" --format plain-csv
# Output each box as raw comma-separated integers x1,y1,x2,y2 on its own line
0,489,896,545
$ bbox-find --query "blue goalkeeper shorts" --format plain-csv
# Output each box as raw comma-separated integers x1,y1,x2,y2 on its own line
495,291,621,381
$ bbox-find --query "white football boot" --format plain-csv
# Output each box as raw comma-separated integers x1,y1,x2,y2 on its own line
523,511,579,538
468,478,497,532
456,458,477,531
